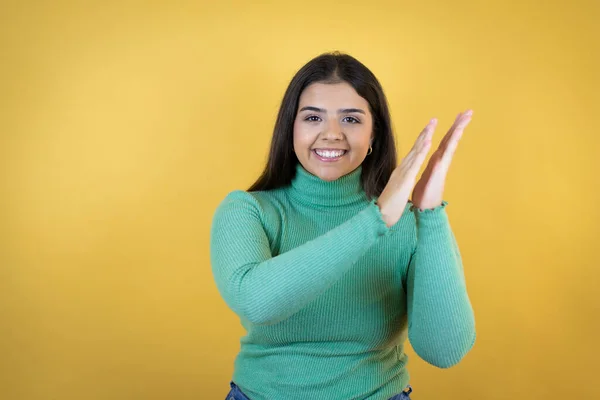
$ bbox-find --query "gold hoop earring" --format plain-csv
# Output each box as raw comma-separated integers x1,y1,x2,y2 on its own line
367,145,373,155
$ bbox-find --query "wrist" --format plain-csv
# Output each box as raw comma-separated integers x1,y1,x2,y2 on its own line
375,200,396,228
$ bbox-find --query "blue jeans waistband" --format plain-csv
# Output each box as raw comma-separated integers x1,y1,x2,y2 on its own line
226,381,413,400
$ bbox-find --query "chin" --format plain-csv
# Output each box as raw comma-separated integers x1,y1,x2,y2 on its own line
311,166,350,182
318,174,341,182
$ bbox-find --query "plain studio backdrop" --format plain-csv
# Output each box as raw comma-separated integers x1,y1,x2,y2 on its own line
1,1,598,399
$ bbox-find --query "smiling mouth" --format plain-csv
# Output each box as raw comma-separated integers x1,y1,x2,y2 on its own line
312,149,348,161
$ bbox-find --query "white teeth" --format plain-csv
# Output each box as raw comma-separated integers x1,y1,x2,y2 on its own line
315,149,346,158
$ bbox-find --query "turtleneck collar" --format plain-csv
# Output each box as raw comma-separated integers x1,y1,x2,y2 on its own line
287,162,369,207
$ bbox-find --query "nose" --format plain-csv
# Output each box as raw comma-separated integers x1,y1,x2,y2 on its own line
321,119,344,141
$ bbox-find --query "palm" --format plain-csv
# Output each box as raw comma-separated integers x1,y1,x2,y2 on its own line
410,110,473,211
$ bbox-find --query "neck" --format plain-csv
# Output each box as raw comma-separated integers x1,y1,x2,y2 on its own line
287,163,368,207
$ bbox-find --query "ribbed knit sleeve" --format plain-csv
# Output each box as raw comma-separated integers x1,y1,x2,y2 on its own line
209,190,390,326
405,200,476,368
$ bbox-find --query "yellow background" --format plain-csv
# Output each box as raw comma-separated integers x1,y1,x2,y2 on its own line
1,1,598,399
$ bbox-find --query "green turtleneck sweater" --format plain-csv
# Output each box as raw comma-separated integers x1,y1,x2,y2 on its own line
210,163,475,400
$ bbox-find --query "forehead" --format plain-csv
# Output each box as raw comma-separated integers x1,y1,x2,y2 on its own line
298,82,369,109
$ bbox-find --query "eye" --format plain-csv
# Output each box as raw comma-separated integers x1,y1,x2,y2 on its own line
305,115,321,122
343,116,361,124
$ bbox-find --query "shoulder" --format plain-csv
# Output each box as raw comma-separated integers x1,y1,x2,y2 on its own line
214,188,284,219
219,189,259,206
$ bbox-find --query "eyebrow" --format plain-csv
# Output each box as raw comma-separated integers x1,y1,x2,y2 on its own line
299,106,366,114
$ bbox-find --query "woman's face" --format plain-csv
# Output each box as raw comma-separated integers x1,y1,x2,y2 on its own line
293,81,374,182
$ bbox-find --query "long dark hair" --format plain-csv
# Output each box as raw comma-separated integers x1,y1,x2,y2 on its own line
247,51,397,200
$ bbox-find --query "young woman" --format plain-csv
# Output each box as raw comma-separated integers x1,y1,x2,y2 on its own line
210,51,476,400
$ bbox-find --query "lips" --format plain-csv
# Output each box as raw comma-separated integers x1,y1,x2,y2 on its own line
312,149,347,161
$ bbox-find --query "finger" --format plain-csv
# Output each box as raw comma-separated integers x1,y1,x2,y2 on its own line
441,111,472,165
406,131,433,179
402,118,436,167
401,118,437,168
439,113,462,149
410,137,433,179
410,118,437,152
440,110,471,149
440,110,472,152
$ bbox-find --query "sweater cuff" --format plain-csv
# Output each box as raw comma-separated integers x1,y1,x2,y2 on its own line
368,198,392,236
409,200,449,227
409,200,448,214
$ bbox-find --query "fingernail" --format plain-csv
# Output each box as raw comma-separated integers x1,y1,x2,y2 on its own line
465,109,473,116
430,118,437,124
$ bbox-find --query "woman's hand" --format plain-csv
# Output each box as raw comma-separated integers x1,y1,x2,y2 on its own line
376,117,436,228
411,110,473,211
376,110,473,227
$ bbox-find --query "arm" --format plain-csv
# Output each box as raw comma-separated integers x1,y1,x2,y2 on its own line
210,190,390,326
406,200,476,368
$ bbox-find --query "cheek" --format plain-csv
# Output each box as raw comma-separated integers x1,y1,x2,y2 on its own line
293,123,314,149
348,128,373,149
